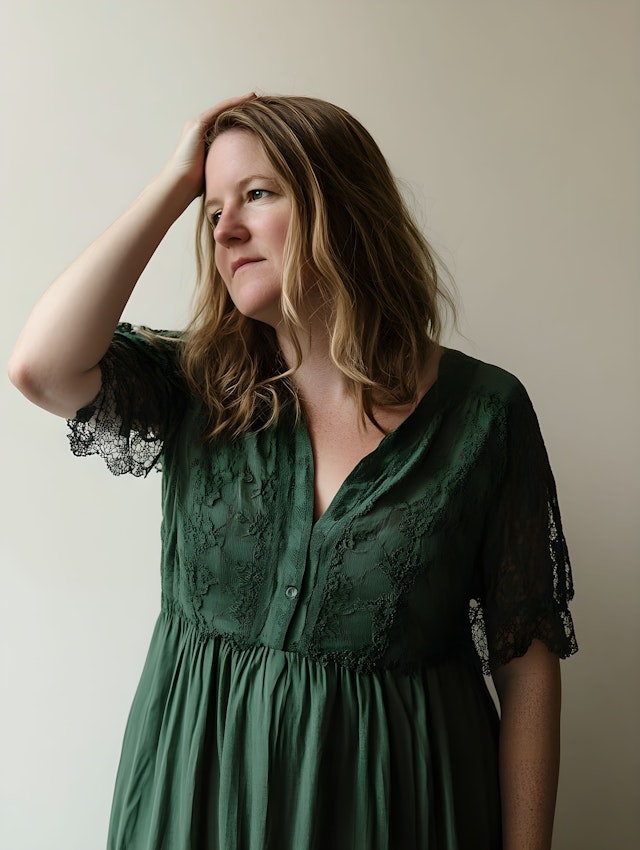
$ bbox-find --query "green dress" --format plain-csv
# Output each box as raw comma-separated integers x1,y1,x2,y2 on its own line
68,324,577,850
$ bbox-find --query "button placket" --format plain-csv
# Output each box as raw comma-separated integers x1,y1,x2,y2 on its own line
256,423,316,647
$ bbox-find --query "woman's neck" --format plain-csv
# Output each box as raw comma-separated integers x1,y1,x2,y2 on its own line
276,319,351,409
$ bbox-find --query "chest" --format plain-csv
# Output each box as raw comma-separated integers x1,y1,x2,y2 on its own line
162,398,494,670
305,417,385,521
303,401,421,521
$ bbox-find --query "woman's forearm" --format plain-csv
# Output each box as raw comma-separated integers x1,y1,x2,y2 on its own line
493,640,562,850
8,171,194,417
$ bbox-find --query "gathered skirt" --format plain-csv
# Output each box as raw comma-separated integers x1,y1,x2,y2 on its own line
107,612,501,850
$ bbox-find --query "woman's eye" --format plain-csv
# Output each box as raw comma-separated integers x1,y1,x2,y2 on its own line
249,189,270,201
209,190,271,228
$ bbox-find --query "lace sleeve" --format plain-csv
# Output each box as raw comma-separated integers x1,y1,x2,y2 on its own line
472,380,578,675
66,323,187,477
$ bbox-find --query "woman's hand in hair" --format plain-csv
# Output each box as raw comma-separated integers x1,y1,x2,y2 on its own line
161,93,257,204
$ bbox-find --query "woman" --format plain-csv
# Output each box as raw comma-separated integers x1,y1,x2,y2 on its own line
9,93,577,849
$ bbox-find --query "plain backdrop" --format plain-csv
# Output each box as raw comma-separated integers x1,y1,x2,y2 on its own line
1,1,638,848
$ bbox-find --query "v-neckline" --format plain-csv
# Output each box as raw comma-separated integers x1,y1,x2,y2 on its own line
304,348,453,528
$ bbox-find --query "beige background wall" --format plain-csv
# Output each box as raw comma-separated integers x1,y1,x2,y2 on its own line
1,1,638,848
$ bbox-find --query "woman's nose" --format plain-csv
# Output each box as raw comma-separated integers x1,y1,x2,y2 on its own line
213,206,249,246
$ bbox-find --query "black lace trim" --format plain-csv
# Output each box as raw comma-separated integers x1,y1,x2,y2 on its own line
472,383,577,674
66,324,186,477
469,595,578,676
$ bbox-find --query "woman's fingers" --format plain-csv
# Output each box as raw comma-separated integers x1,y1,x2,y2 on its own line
165,92,258,198
196,92,257,130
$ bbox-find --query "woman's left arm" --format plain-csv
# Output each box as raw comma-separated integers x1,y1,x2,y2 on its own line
492,638,562,850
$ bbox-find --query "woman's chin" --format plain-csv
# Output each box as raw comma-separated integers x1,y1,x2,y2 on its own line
233,299,283,328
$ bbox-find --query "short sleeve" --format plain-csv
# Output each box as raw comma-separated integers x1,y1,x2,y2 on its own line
471,380,578,674
66,323,187,477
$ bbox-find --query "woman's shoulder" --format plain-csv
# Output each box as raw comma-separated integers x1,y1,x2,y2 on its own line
441,348,530,404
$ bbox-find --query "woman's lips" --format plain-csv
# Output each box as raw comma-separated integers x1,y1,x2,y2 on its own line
231,257,262,275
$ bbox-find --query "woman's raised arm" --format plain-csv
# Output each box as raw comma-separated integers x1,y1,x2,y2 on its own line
8,94,255,419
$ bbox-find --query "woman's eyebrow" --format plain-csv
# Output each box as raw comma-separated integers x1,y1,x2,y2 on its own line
204,175,279,210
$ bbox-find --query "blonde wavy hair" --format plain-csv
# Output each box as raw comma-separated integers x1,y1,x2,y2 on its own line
180,95,455,439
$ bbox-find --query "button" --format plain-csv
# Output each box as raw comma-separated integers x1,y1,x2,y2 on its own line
285,586,298,600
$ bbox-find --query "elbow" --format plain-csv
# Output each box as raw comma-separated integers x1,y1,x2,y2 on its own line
7,348,91,417
7,351,61,411
7,350,42,400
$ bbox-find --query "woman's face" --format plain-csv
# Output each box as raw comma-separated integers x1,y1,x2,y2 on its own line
204,129,292,327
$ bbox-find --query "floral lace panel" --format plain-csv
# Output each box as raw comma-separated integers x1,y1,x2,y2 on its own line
163,445,278,651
